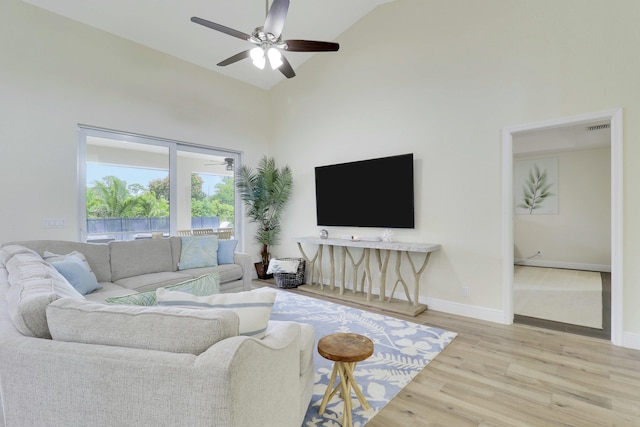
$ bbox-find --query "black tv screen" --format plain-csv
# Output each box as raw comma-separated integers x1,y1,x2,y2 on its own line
315,153,414,228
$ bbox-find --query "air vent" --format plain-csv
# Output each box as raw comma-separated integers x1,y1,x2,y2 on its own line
586,124,610,131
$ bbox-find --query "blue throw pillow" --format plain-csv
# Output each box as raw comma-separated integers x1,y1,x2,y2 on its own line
50,257,102,295
217,239,238,265
178,236,219,270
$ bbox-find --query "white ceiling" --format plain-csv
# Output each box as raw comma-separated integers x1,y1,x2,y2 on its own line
22,0,393,90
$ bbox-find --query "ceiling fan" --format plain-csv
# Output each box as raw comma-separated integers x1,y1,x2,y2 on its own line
191,0,339,79
205,158,235,170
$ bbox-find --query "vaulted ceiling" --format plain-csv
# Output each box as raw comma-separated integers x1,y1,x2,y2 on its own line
22,0,393,90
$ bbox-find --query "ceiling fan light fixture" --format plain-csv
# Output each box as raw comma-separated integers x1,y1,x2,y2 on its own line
250,46,266,69
267,47,283,69
191,0,339,79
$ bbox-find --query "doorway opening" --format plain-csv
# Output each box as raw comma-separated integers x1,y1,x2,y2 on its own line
501,109,623,345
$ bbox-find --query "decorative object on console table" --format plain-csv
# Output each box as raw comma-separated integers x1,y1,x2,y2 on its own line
236,156,293,280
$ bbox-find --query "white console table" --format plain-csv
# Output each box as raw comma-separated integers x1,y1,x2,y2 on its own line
293,237,441,316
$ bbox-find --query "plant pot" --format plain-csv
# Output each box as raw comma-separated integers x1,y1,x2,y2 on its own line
254,262,273,280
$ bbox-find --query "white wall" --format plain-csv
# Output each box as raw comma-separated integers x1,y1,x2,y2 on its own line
514,148,611,270
268,0,640,340
3,0,640,345
0,0,269,258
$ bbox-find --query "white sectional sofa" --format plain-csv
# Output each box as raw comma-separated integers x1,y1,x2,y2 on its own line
0,239,316,427
5,237,253,298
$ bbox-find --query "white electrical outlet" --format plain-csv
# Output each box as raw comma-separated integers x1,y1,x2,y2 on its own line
462,287,469,297
43,218,65,228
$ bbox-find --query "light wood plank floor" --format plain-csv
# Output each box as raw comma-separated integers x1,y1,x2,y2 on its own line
256,281,640,426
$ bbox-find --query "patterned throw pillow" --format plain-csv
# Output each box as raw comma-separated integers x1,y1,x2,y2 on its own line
266,259,299,274
104,289,158,306
156,288,277,339
105,273,220,306
178,236,219,270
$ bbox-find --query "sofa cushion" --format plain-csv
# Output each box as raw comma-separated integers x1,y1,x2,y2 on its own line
156,288,276,339
105,273,220,306
298,323,316,379
4,241,112,282
110,239,173,281
181,264,243,284
46,298,239,355
83,282,133,302
7,276,84,338
0,244,36,265
217,239,238,265
169,236,183,271
178,236,218,270
113,271,194,292
6,254,57,282
0,246,84,338
49,257,102,295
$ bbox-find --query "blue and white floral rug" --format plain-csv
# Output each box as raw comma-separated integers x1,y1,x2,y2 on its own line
269,289,457,427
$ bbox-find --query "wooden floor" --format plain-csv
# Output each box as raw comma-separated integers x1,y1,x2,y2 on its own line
256,281,640,427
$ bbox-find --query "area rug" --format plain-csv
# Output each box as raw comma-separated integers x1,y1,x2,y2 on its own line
514,266,603,329
269,289,457,427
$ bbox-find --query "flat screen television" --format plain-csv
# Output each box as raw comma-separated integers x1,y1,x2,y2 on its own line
315,153,414,228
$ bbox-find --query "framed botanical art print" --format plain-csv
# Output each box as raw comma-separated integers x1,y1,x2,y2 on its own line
514,157,558,215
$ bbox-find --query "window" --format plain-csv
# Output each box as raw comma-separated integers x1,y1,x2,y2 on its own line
78,126,241,244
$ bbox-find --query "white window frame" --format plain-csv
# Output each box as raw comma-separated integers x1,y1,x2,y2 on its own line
77,125,242,249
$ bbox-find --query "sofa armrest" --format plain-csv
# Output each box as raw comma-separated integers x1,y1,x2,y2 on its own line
195,320,306,427
0,319,309,427
233,251,253,290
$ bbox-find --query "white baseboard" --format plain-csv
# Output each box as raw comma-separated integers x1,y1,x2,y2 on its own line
622,332,640,350
514,259,611,272
326,281,508,324
423,297,507,324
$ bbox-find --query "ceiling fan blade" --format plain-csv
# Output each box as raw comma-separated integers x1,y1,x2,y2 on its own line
217,50,251,67
191,17,251,41
278,54,296,79
263,0,290,38
284,40,340,52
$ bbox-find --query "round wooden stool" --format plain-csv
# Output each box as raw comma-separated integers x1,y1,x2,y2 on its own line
317,333,374,427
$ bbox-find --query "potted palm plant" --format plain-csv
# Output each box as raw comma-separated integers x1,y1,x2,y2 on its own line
236,156,293,279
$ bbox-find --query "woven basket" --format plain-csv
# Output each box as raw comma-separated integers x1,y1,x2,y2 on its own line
273,258,306,289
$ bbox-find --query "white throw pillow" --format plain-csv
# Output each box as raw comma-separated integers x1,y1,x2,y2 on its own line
42,250,98,282
156,288,277,339
266,258,299,274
